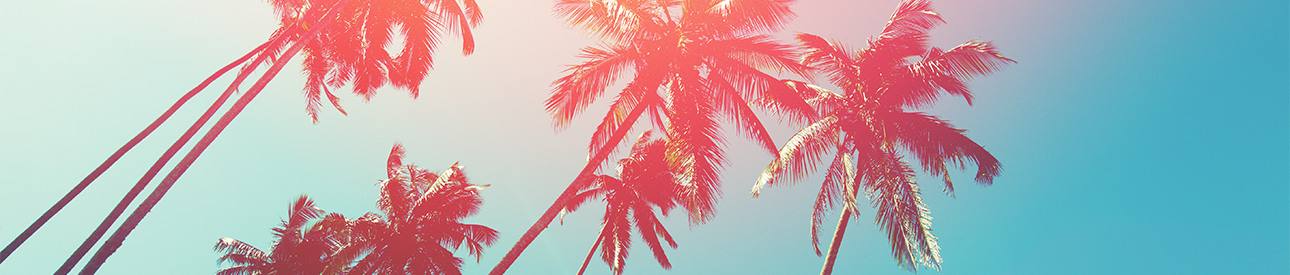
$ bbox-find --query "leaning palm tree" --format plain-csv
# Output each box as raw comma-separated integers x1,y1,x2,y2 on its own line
76,0,483,273
562,131,680,275
491,1,814,272
339,143,499,275
212,195,353,275
749,0,1013,274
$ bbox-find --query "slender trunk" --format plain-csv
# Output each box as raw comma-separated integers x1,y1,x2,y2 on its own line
0,39,268,266
489,77,662,275
75,1,352,273
819,209,852,275
576,228,606,275
53,37,283,275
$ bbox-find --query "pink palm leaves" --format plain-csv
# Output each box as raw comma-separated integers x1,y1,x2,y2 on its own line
563,131,680,275
214,195,351,275
270,0,483,122
547,0,808,222
215,144,498,275
749,0,1013,273
490,1,810,273
344,144,498,275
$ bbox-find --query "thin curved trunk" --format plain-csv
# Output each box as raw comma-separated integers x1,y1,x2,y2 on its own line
490,75,663,275
819,209,852,275
0,40,269,266
53,37,284,275
76,1,353,273
576,227,607,275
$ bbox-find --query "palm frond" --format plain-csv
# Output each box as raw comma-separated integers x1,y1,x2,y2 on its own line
810,148,853,256
705,0,795,34
587,68,664,160
458,223,499,262
555,0,664,43
882,111,1001,189
796,33,862,94
284,195,324,234
547,45,641,129
215,265,268,275
432,0,480,54
708,74,776,155
390,5,441,98
867,155,941,272
880,0,943,45
751,115,841,197
666,75,728,223
630,201,673,269
707,35,810,77
214,238,270,262
561,185,608,224
601,202,633,275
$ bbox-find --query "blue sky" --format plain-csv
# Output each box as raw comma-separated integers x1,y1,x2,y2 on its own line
0,0,1286,274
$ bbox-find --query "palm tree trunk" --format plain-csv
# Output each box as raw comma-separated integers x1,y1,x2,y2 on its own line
819,209,852,275
0,40,270,266
75,1,353,273
576,228,606,275
53,37,284,275
489,73,664,275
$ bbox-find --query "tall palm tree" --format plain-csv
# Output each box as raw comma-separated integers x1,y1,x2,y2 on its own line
749,0,1013,274
77,0,483,273
562,131,680,275
491,1,814,273
212,195,353,275
340,143,499,275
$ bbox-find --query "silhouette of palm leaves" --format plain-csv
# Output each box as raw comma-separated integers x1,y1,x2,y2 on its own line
341,143,498,275
750,0,1013,273
562,131,680,275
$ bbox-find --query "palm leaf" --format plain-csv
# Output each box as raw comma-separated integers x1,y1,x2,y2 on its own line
547,45,642,129
866,155,941,272
882,111,1001,192
751,115,841,197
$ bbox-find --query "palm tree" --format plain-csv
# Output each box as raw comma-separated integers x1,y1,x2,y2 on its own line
749,0,1013,274
77,0,483,273
491,1,814,272
340,143,499,275
562,131,680,275
212,195,353,275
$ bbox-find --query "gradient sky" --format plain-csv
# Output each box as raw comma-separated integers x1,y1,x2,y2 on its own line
1,0,1286,274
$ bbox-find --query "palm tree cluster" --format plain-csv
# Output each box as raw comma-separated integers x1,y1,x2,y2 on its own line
0,0,1015,274
499,0,1013,274
214,144,498,275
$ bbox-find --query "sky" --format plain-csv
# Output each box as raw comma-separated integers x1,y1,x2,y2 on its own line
0,0,1286,274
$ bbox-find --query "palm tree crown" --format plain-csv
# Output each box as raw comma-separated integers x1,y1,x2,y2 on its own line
265,0,483,122
547,0,811,224
213,195,351,275
750,0,1013,272
562,131,681,275
343,143,499,275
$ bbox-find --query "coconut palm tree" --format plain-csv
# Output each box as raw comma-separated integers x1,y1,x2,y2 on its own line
491,1,814,272
212,195,354,275
77,0,483,273
749,0,1013,274
339,143,499,275
562,131,680,275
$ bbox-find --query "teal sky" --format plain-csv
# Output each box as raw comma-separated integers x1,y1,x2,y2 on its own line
1,0,1286,274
